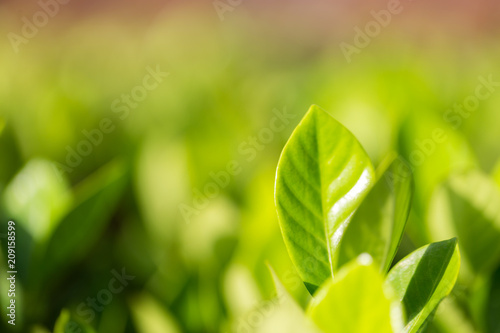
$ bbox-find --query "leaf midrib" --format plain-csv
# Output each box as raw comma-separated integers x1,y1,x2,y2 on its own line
313,114,335,278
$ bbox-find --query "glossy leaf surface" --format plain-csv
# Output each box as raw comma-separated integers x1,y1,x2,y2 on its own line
275,105,375,293
386,238,460,333
336,157,413,272
429,171,500,274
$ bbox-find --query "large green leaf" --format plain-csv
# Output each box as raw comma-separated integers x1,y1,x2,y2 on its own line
336,157,413,272
386,238,460,333
307,255,404,333
428,171,500,274
275,105,375,293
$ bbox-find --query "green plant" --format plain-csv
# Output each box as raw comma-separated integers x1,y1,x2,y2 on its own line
272,105,461,333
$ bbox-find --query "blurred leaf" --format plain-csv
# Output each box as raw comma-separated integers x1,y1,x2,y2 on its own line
247,265,321,333
180,197,238,266
386,238,460,333
398,112,476,236
467,274,490,332
224,264,262,318
275,105,375,293
54,309,96,333
30,326,51,333
235,164,293,300
0,124,23,187
97,299,128,333
429,171,500,274
135,136,189,245
129,293,181,333
431,298,476,333
336,157,413,272
53,310,70,333
307,255,404,333
3,159,72,242
36,160,127,283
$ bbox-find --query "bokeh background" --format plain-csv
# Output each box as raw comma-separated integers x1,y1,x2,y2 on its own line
0,0,500,332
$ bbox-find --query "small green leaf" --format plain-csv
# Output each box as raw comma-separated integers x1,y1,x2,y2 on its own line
386,238,460,333
429,171,500,274
129,293,182,333
336,157,413,272
275,105,375,293
54,309,96,333
307,255,404,333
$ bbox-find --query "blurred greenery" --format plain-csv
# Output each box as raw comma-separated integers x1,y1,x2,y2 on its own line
0,5,499,333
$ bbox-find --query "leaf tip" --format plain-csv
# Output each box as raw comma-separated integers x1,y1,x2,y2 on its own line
307,104,329,118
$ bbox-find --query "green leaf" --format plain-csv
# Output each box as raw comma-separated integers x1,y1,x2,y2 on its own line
54,309,96,333
307,254,404,333
386,238,460,333
129,293,181,333
275,105,376,293
428,171,500,274
35,160,127,285
336,156,414,272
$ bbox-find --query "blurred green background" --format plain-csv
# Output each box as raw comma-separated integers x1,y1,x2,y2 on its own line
0,1,499,332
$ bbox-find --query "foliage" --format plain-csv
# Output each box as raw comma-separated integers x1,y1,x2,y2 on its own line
274,106,460,332
0,16,499,332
